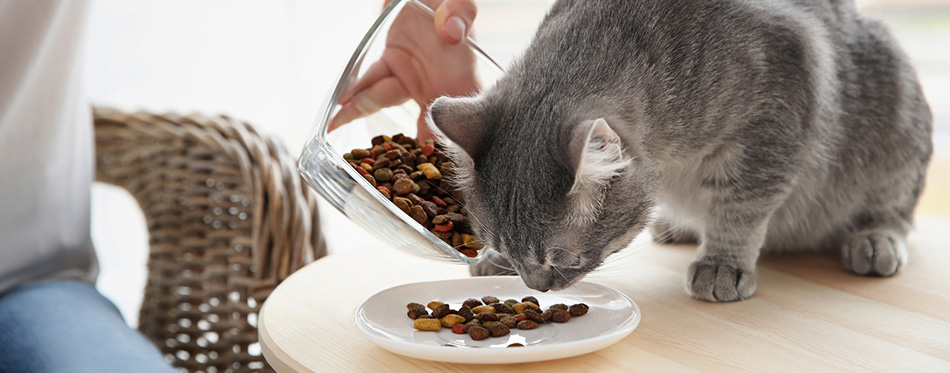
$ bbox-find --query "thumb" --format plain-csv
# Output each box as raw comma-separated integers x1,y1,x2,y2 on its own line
434,0,477,44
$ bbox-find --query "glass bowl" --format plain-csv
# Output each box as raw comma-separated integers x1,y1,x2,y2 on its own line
298,0,504,264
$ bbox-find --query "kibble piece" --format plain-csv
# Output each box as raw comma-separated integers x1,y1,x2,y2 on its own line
549,303,569,311
461,234,483,249
451,324,466,334
407,308,428,320
512,302,527,314
457,305,475,322
372,158,390,170
432,215,450,225
476,312,499,322
398,163,414,174
417,163,443,179
550,310,571,323
471,305,495,314
503,299,519,307
491,303,514,315
540,310,553,321
440,314,467,328
462,298,482,309
468,326,490,341
393,196,411,214
362,174,377,187
420,201,439,218
391,173,409,181
517,320,540,330
481,296,500,305
513,301,540,314
499,315,518,328
507,343,525,348
522,296,540,308
407,302,426,311
463,319,482,332
427,301,445,310
409,205,428,225
399,136,416,148
351,148,370,159
413,318,441,331
569,303,590,317
524,309,545,323
481,321,500,328
392,178,416,195
431,304,451,319
525,302,541,313
376,186,391,200
488,324,510,338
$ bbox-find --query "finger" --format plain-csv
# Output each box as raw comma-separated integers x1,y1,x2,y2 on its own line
328,76,411,131
340,60,393,105
416,111,436,144
434,0,477,44
381,0,393,11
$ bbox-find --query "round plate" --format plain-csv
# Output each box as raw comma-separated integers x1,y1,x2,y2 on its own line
354,276,640,364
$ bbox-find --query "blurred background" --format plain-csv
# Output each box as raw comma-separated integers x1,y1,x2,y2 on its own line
86,0,950,326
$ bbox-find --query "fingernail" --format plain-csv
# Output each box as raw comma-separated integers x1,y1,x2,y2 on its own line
445,16,466,43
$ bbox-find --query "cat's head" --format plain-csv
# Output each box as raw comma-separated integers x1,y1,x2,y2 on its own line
428,94,656,291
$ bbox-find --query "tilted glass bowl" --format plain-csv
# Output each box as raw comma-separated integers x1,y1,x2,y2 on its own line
298,0,503,264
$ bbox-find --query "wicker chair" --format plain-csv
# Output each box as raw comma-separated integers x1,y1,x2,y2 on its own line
93,107,326,372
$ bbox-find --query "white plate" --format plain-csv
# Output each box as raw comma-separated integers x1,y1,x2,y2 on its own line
354,276,640,364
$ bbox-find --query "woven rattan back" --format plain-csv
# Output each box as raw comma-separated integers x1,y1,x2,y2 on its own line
93,107,325,372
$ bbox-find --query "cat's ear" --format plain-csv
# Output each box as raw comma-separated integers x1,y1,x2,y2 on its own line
567,118,628,219
428,96,485,157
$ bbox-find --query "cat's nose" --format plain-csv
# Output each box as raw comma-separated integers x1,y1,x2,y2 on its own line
521,276,551,292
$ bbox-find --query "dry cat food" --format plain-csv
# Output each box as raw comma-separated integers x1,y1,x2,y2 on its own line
343,134,484,257
406,296,590,343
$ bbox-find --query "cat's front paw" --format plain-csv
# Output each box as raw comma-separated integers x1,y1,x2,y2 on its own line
687,258,757,302
842,230,907,276
470,250,517,277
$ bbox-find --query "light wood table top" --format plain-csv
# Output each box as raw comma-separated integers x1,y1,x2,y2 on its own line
259,216,950,372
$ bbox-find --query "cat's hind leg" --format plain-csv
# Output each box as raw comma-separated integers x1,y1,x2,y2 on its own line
842,228,908,276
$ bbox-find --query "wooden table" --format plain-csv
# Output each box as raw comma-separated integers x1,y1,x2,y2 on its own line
259,217,950,372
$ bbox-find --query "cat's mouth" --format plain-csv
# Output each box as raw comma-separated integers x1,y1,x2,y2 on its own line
519,269,586,292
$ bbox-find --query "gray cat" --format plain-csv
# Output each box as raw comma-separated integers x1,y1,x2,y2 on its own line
428,0,932,301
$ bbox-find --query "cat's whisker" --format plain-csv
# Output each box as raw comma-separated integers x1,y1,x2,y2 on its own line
550,265,580,291
646,217,704,246
487,256,517,273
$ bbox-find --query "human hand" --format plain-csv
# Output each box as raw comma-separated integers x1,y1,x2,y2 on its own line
328,0,479,143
